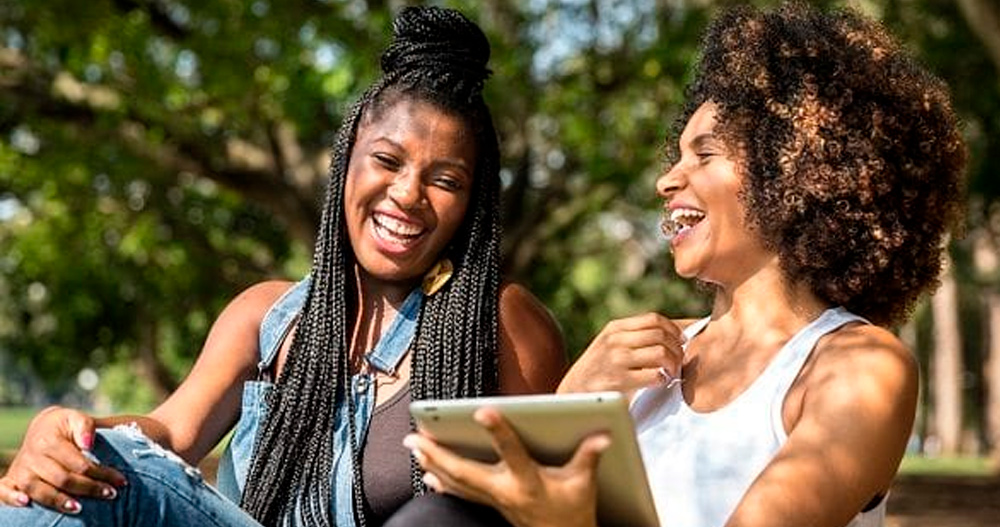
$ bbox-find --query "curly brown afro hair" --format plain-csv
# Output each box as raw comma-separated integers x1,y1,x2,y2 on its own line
677,2,967,326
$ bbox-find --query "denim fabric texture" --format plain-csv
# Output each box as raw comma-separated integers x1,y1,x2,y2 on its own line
0,424,261,527
216,277,423,526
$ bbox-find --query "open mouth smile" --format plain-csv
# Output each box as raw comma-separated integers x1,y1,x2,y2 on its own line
372,212,426,248
661,207,706,241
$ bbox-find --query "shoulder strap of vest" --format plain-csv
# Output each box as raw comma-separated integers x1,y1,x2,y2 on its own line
256,276,312,374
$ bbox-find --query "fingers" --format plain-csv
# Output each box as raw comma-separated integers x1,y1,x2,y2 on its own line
404,433,495,505
67,412,96,451
473,408,536,475
3,407,126,511
562,313,686,394
17,476,83,514
566,434,611,474
83,464,128,491
603,312,683,339
8,452,116,512
0,477,30,507
25,437,125,494
600,326,684,362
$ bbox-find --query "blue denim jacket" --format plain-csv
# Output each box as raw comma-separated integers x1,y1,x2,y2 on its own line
216,277,422,526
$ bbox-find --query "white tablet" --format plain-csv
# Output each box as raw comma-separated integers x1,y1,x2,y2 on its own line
410,391,660,527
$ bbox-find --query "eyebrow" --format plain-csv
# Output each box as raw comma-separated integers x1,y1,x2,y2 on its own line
689,133,717,150
371,137,473,175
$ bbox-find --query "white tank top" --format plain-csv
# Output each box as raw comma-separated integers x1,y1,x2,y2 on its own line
630,307,886,527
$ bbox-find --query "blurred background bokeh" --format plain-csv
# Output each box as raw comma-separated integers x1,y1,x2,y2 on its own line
1,0,998,524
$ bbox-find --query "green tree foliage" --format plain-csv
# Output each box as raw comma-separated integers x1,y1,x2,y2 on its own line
0,0,996,414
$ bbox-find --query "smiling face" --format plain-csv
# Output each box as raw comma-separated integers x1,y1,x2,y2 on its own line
656,102,771,286
344,97,476,287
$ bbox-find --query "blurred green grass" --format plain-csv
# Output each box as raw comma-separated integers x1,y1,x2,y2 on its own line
898,454,993,476
0,406,36,451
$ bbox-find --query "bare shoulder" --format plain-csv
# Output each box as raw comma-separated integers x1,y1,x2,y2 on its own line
497,281,568,394
761,321,921,518
499,282,565,346
795,321,919,430
219,280,297,324
234,279,297,308
811,323,917,389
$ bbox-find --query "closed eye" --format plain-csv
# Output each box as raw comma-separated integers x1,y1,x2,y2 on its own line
432,173,465,192
373,153,401,171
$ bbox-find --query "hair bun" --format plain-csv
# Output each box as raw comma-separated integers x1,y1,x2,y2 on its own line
380,6,492,90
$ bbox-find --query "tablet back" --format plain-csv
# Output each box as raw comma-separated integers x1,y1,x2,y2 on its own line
410,391,660,527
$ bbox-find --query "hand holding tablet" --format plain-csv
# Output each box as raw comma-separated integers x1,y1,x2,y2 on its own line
410,391,660,527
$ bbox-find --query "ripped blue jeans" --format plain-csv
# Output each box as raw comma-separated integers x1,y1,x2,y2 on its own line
0,424,260,527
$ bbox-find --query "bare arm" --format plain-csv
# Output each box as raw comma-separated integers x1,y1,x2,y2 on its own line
0,280,292,511
146,280,292,462
725,324,918,527
496,282,568,394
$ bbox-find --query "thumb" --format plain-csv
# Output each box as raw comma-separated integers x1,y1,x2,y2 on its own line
566,433,611,473
67,412,97,452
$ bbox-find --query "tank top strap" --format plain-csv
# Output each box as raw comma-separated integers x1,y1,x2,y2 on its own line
679,308,869,401
764,307,869,439
682,316,711,344
257,276,312,375
768,307,869,392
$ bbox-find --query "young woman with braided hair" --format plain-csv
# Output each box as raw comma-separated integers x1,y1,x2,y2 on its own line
400,3,967,527
0,6,566,527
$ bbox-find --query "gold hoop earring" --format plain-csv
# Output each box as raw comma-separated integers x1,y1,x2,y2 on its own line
422,259,453,296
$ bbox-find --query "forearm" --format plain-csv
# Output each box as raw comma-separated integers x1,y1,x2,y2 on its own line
93,415,173,450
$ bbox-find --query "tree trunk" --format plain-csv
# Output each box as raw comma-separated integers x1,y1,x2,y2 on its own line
985,291,1000,472
972,220,1000,469
133,314,177,402
957,0,1000,76
898,317,926,445
930,256,963,456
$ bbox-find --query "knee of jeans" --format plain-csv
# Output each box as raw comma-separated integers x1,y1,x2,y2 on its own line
93,424,205,484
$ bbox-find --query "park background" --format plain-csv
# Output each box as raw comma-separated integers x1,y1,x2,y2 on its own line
0,0,998,525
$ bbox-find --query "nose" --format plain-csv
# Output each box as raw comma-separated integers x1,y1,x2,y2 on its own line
388,171,425,209
656,161,686,199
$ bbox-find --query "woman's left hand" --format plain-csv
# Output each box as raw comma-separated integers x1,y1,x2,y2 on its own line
404,407,609,527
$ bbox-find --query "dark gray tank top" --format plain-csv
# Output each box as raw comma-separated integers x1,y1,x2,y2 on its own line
362,382,414,524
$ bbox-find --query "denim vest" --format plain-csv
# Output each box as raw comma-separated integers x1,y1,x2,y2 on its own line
216,277,422,526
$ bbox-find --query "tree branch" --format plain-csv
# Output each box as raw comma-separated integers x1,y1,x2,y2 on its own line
0,46,322,245
110,0,191,40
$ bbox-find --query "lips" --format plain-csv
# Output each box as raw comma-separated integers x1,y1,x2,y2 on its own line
371,211,426,250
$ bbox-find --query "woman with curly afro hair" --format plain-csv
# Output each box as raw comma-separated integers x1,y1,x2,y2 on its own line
404,3,967,527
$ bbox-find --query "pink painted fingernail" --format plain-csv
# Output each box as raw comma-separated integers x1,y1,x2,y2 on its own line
80,433,94,450
15,492,29,506
63,498,82,514
102,486,118,499
422,472,441,491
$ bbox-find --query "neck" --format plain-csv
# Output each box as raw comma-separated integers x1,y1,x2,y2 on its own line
350,266,419,365
706,260,830,346
355,267,419,308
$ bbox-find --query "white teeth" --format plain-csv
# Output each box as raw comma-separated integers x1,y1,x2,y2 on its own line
373,213,424,242
661,207,705,240
669,208,705,226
